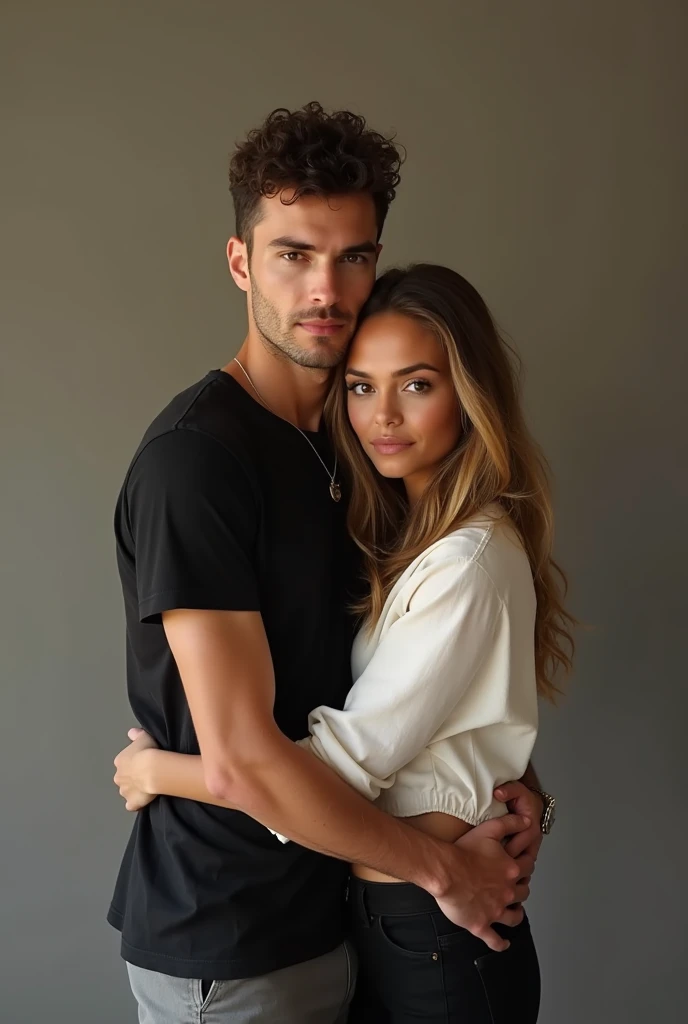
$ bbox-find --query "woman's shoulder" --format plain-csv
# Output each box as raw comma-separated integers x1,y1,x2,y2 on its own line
402,505,531,599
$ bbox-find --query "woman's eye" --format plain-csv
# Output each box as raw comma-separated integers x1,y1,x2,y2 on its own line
405,379,431,394
347,382,373,395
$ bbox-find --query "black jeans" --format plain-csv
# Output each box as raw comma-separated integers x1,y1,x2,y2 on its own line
347,876,540,1023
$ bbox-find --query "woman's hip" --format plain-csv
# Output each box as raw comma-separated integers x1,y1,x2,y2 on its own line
347,875,540,1024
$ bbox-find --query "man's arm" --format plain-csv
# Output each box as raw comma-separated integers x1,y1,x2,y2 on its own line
162,605,532,951
122,430,530,951
118,746,546,862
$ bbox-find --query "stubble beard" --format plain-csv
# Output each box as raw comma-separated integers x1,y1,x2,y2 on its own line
250,275,352,370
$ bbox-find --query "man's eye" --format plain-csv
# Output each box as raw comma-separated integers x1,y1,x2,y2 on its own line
281,252,304,262
341,254,367,264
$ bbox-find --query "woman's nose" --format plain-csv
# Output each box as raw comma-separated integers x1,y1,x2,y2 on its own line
373,399,402,427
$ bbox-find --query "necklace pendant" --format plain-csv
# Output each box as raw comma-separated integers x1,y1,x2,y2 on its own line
329,481,342,503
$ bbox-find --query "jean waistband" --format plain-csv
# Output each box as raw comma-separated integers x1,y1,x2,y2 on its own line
348,876,438,917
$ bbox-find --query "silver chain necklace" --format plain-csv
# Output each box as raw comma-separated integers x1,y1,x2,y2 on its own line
233,358,342,502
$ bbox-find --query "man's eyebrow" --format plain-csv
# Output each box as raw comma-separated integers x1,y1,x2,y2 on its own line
341,241,378,254
345,363,442,378
268,237,316,251
268,237,377,254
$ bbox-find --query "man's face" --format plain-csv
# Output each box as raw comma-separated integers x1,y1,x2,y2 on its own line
231,192,380,369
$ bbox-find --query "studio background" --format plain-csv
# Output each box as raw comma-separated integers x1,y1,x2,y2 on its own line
2,2,686,1021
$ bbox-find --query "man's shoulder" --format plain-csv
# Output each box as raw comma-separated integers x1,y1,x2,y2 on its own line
114,376,260,544
119,372,257,501
122,371,255,470
139,371,247,452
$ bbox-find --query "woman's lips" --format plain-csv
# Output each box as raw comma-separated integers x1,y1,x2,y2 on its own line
371,438,414,455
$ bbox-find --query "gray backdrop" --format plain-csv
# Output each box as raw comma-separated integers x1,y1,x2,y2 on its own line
2,2,686,1021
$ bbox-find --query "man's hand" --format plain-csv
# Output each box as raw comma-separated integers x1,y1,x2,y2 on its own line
434,813,534,952
494,781,544,862
113,728,159,811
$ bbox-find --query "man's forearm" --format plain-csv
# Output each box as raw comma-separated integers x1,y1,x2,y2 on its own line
154,737,459,898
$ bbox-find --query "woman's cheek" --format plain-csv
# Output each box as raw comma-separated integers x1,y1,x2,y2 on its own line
417,396,461,452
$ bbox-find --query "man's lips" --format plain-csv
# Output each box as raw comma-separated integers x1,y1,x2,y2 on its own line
371,438,415,455
297,320,346,336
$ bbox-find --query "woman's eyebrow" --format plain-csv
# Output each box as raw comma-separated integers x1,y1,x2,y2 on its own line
345,363,440,378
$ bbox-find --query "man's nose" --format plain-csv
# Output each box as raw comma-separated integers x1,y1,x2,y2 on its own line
308,264,340,308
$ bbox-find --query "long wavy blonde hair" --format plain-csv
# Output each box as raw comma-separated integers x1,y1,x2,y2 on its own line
326,264,574,701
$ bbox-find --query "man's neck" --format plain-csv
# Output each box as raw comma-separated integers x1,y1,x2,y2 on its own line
223,335,332,432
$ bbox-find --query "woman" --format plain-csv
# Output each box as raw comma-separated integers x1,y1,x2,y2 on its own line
114,264,573,1022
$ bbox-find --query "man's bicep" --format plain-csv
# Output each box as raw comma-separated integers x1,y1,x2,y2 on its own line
162,608,279,775
127,430,260,623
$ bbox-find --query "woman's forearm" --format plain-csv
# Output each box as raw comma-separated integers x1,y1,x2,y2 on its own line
142,748,539,820
143,749,239,810
520,761,541,790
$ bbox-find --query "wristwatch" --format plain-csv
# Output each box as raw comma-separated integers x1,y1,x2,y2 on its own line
530,788,556,835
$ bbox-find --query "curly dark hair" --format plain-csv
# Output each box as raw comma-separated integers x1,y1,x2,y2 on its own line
229,102,403,250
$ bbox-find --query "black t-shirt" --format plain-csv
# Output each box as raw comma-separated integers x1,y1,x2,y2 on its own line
107,370,359,980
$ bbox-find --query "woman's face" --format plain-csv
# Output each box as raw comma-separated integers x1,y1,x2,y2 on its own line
345,312,462,503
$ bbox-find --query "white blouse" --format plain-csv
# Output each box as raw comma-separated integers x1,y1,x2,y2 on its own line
273,507,538,842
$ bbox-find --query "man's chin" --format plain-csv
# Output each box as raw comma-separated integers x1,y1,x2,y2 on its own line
301,352,346,370
287,337,348,370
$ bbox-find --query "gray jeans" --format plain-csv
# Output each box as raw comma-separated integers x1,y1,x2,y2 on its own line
126,942,356,1023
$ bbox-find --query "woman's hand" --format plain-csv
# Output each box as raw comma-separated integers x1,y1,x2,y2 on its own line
113,728,159,811
494,781,544,864
493,781,544,906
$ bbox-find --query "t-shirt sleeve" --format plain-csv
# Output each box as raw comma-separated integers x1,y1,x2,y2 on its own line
125,429,260,623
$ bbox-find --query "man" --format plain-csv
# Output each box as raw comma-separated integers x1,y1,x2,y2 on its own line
110,102,550,1023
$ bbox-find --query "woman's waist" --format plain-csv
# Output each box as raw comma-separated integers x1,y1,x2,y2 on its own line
348,873,441,914
352,809,474,883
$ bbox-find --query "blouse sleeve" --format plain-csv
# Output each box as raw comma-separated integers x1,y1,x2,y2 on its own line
302,557,504,801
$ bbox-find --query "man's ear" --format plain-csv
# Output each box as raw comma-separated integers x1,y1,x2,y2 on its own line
375,243,383,264
227,237,249,293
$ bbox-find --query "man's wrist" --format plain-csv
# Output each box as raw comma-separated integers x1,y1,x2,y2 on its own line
413,835,466,899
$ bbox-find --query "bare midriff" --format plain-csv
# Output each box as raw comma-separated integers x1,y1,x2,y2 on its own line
351,810,474,883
